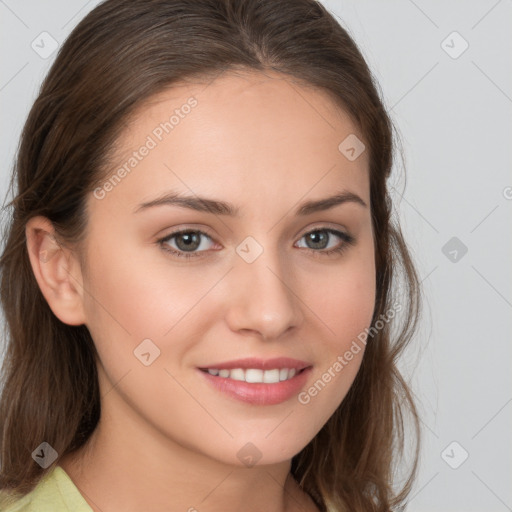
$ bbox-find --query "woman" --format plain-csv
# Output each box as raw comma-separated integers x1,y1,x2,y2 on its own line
0,0,422,510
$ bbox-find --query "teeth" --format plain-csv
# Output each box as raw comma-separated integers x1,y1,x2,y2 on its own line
245,368,263,383
263,369,280,383
205,367,300,383
230,368,245,381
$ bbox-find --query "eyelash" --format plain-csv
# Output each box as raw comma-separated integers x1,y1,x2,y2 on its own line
156,227,355,260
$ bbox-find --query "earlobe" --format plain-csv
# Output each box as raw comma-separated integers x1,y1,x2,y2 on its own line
25,216,87,326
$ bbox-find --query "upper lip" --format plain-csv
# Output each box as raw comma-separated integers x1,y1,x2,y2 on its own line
198,357,312,371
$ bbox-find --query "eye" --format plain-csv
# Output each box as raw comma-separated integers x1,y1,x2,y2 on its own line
295,228,355,257
157,229,216,259
157,227,355,260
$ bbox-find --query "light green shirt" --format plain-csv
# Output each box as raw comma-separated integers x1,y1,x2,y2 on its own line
0,466,93,511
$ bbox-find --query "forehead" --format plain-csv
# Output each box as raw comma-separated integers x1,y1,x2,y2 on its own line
92,69,370,217
131,68,356,126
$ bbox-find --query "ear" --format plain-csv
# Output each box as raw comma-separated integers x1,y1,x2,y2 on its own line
25,216,87,326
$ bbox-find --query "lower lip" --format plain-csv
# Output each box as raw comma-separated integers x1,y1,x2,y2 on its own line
198,367,312,405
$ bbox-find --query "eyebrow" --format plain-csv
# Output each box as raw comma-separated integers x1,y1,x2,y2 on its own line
133,190,367,216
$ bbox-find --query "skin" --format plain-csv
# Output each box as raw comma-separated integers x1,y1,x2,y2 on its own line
26,69,376,512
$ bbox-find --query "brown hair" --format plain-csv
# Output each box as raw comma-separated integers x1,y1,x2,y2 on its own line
0,1,422,510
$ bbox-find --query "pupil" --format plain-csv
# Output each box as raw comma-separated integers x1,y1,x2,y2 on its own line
177,232,199,251
308,231,327,249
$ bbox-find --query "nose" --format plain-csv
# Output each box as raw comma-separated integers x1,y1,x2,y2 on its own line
225,248,304,341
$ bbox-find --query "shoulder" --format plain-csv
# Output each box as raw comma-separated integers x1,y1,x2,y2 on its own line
0,466,93,512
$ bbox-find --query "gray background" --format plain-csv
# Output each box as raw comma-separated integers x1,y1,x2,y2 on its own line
1,1,511,511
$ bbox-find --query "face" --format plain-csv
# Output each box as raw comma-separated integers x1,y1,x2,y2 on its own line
77,70,376,466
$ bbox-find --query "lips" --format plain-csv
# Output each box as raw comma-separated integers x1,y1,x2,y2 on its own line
197,357,313,405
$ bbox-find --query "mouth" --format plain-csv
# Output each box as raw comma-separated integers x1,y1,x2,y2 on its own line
196,357,313,405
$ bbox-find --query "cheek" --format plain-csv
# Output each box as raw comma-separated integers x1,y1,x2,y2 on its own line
81,239,204,340
294,253,376,421
306,252,376,346
80,236,229,389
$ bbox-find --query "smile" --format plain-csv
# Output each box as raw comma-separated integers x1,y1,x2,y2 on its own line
200,367,302,383
197,366,312,406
